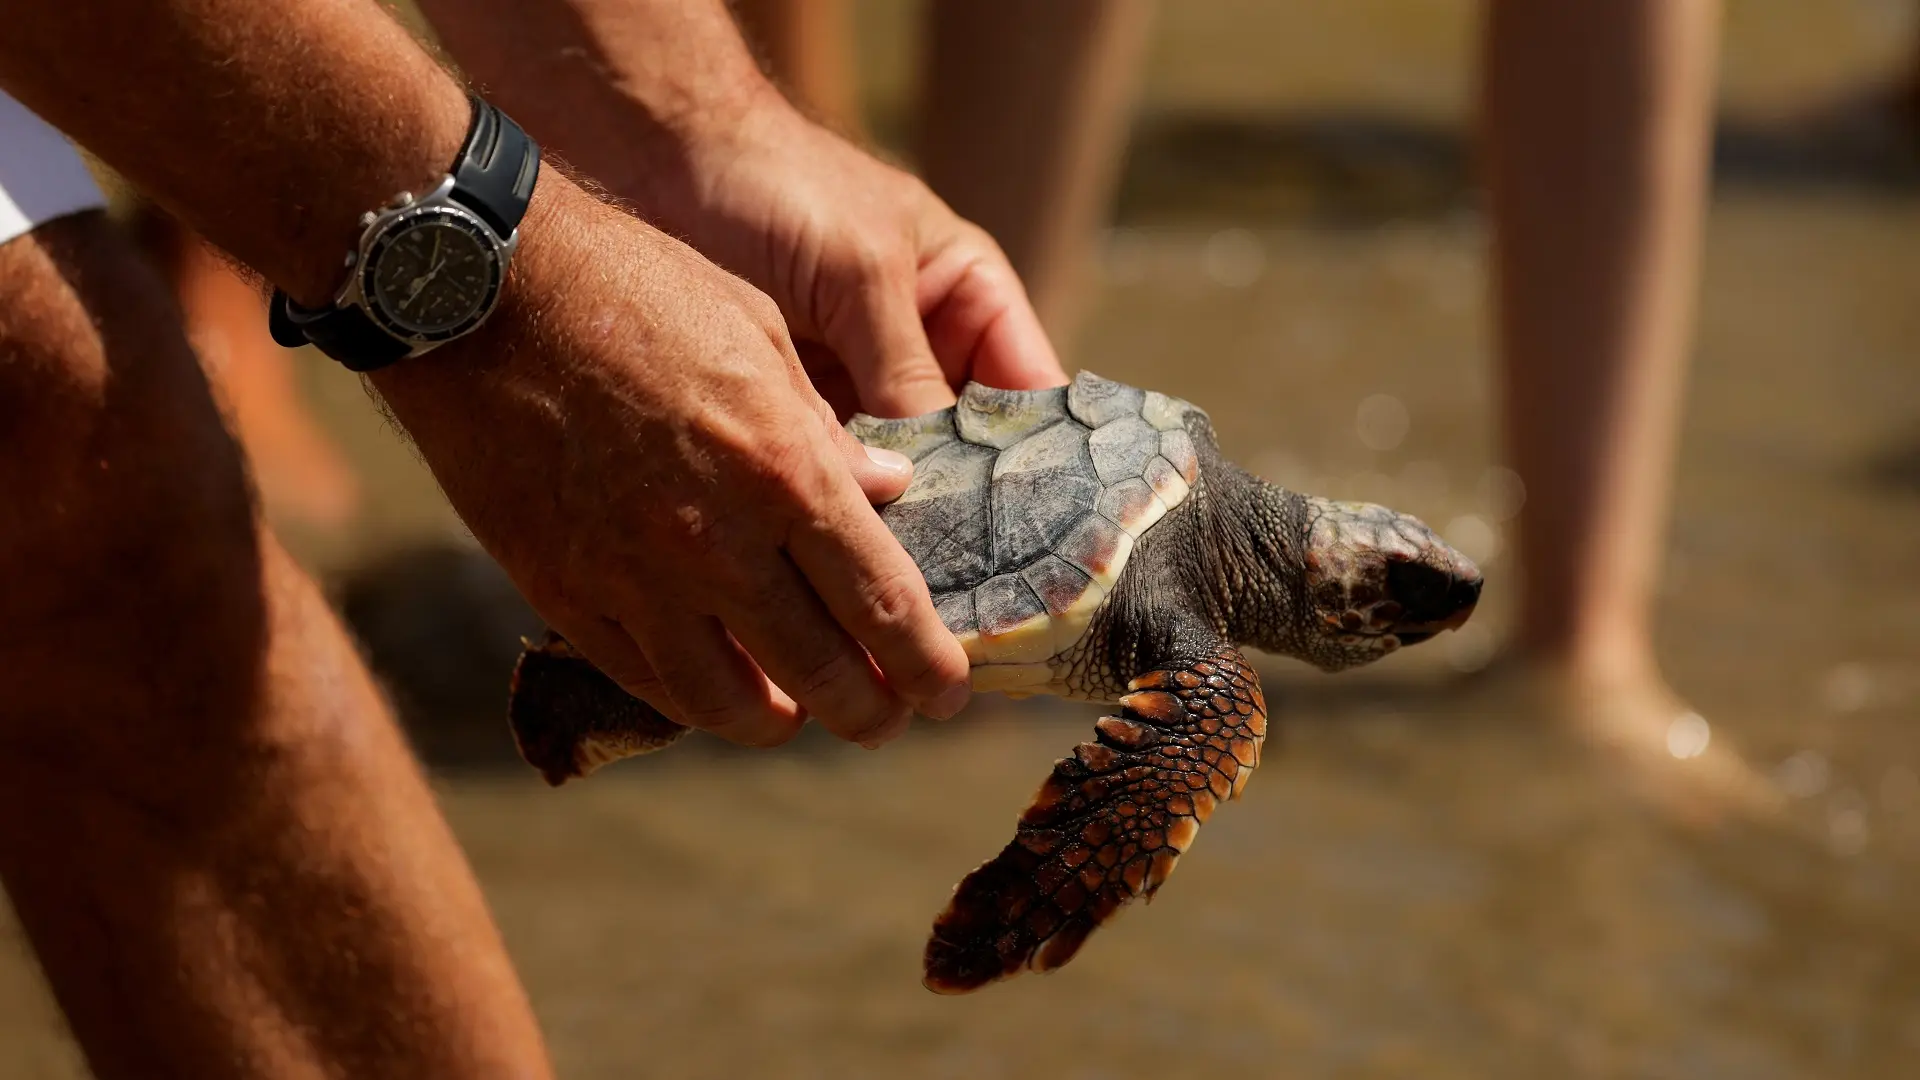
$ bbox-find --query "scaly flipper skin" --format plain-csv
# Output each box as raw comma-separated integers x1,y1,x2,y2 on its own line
509,632,690,785
923,647,1265,994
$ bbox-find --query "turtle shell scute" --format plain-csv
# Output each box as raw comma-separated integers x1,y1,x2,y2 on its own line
844,372,1204,659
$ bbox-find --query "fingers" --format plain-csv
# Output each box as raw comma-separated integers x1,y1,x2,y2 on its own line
711,551,916,748
624,610,806,748
542,611,684,723
824,268,958,418
834,424,914,506
918,228,1068,392
786,485,973,722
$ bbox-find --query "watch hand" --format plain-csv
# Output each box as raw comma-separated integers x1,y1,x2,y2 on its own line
403,263,443,310
400,235,449,312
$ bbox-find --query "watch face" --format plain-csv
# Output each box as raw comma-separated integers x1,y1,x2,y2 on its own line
362,207,503,341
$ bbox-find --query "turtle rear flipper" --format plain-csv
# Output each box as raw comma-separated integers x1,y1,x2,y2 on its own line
508,631,691,786
923,647,1266,994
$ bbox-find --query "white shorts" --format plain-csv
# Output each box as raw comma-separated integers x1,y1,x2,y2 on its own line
0,91,107,246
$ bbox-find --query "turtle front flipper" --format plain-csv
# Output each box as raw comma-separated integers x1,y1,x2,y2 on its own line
508,631,692,786
923,646,1266,994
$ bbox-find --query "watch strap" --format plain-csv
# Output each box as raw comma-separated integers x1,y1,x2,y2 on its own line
268,94,539,371
449,94,540,240
268,296,412,372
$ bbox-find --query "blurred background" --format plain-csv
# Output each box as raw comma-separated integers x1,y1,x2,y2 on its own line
6,1,1920,1076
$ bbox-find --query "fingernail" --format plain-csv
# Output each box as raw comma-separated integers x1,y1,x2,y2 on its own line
924,680,973,721
864,445,912,476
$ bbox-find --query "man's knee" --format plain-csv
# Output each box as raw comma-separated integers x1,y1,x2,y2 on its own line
0,212,264,752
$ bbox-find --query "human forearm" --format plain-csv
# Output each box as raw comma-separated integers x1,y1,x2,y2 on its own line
415,0,774,214
418,0,1068,416
0,0,472,305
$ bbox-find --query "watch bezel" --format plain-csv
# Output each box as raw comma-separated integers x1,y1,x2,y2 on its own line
356,202,508,347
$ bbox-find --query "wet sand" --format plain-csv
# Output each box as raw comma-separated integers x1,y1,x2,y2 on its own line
4,3,1919,1077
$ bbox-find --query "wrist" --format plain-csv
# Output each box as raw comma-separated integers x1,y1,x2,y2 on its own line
364,166,603,418
419,0,784,228
495,64,786,228
273,81,476,309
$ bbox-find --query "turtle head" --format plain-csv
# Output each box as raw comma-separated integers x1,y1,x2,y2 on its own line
1282,496,1482,672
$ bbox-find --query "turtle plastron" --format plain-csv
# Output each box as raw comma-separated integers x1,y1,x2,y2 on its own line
921,644,1267,994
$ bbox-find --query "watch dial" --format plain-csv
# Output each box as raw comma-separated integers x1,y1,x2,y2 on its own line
368,220,495,335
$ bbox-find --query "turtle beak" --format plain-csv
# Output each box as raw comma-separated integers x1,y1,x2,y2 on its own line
1385,553,1483,645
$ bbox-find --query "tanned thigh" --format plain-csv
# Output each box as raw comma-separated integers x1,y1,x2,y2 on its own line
0,213,551,1079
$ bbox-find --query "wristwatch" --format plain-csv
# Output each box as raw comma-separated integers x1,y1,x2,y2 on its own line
268,93,541,372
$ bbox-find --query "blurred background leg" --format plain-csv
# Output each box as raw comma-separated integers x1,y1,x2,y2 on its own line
129,205,361,531
1484,0,1717,686
1481,0,1777,811
918,0,1154,347
731,0,869,139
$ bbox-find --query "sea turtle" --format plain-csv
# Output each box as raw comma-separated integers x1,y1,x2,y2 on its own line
507,371,1482,994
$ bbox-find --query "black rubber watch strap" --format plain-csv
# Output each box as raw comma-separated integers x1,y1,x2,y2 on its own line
269,299,411,372
450,94,540,239
268,94,539,371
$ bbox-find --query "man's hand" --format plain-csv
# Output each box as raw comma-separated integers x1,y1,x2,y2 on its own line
419,0,1069,420
635,88,1069,419
374,181,973,747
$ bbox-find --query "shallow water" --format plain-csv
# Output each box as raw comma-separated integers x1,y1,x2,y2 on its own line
5,3,1920,1077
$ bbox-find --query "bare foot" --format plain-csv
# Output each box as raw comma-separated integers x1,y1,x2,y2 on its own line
1466,653,1786,829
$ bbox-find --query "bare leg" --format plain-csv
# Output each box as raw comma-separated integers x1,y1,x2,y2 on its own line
129,205,361,530
0,214,550,1078
729,0,867,138
1483,1,1774,817
919,0,1153,344
1904,17,1920,132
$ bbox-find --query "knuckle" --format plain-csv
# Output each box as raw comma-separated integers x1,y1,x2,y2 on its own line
719,273,783,326
746,289,786,330
661,499,734,565
747,434,832,506
682,698,792,747
836,238,899,285
840,697,906,746
881,362,949,398
860,569,930,636
795,647,865,704
959,221,1011,264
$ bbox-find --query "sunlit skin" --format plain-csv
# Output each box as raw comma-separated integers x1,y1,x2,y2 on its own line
2,0,1068,1073
732,0,1154,343
0,212,553,1080
128,209,362,530
1485,0,1777,817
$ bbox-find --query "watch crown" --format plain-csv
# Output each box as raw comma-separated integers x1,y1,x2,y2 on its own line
358,211,378,229
343,251,358,269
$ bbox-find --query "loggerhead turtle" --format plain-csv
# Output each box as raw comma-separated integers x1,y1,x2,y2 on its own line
507,371,1482,994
